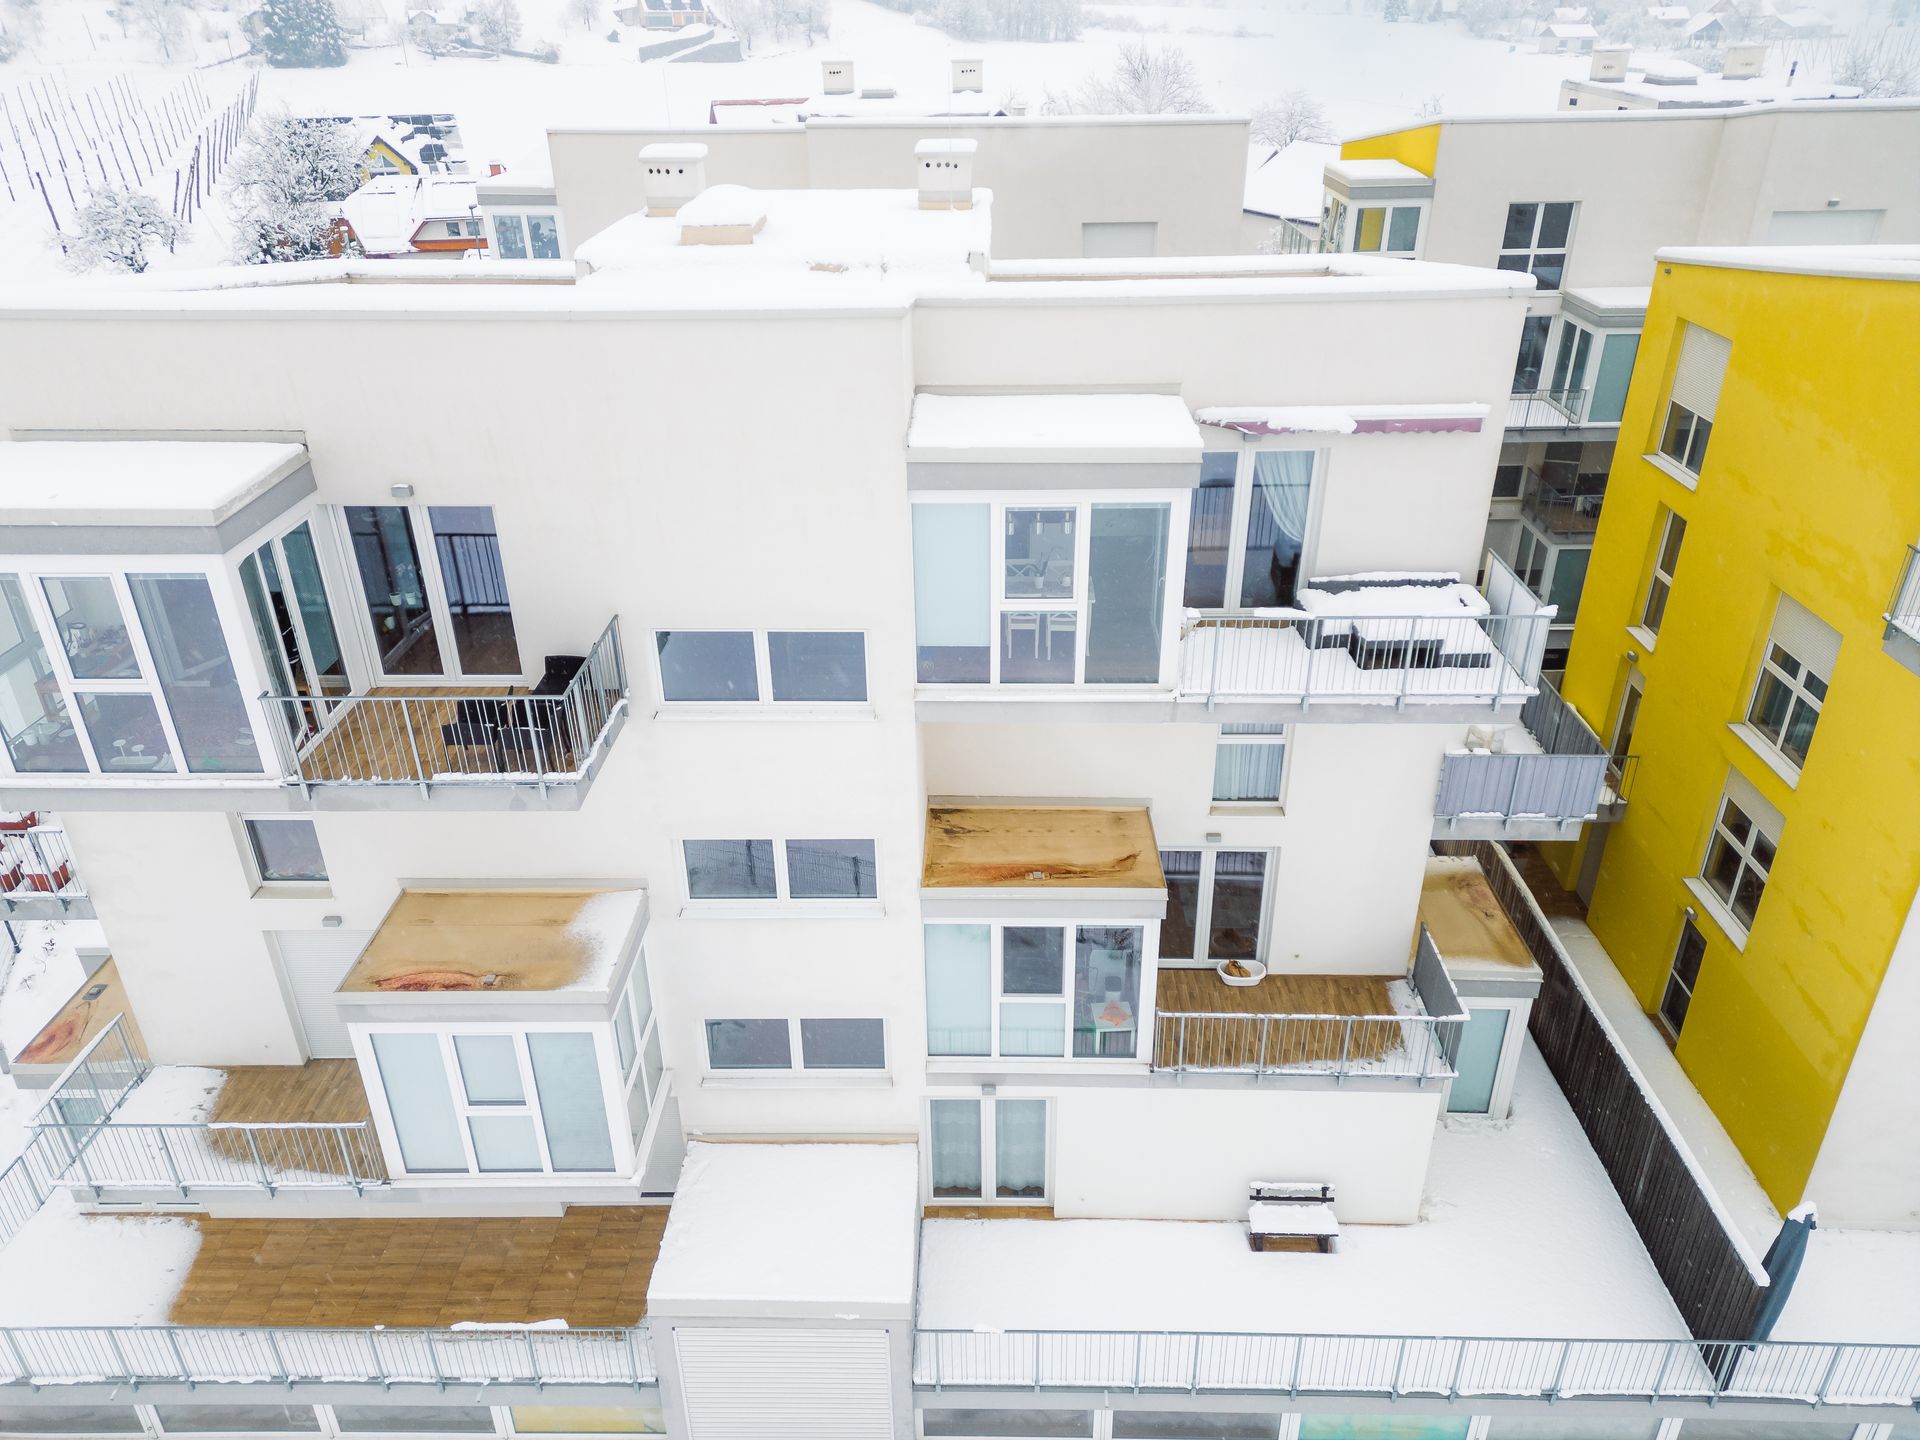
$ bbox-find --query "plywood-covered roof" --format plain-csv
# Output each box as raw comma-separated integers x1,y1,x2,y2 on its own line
922,805,1163,890
338,888,643,994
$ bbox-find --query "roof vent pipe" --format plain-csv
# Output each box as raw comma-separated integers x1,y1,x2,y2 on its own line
639,142,708,217
915,137,977,211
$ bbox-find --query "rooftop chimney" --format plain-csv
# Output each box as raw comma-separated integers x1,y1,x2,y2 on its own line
676,184,767,247
821,60,855,95
1589,45,1630,82
1722,41,1768,79
952,58,984,93
639,142,708,217
915,138,977,211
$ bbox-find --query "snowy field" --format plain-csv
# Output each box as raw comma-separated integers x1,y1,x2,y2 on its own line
0,0,1631,277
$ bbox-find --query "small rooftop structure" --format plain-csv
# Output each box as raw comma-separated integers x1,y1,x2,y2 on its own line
338,888,645,995
338,173,481,258
921,804,1164,890
906,392,1201,465
1243,139,1339,222
0,440,311,534
647,1142,919,1320
1419,855,1541,988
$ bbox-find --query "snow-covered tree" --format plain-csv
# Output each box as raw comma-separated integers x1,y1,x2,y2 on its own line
1250,91,1331,147
225,111,364,263
931,0,1081,40
1383,0,1407,20
720,0,832,50
1836,27,1920,97
1075,41,1208,114
256,0,347,64
62,188,182,274
122,0,188,57
472,0,522,50
568,0,597,27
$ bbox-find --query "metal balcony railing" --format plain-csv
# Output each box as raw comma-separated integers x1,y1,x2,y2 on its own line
263,617,627,794
1177,609,1551,710
1887,543,1920,642
910,1328,1920,1407
1516,466,1605,538
0,1324,658,1388
1434,677,1618,828
0,823,84,911
38,1118,390,1198
1507,386,1594,431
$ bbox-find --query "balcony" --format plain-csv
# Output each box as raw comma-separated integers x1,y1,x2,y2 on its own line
1506,386,1606,434
1886,543,1920,675
261,618,629,809
1150,929,1463,1084
0,819,87,918
1516,465,1605,539
1433,677,1630,840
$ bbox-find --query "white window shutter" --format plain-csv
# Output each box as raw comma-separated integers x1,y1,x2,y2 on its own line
1769,594,1842,680
1670,323,1732,420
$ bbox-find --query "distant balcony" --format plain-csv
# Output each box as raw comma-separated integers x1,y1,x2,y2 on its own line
1433,677,1631,841
1507,386,1606,433
0,819,87,919
1887,543,1920,676
262,618,628,809
1517,466,1605,539
1151,928,1464,1084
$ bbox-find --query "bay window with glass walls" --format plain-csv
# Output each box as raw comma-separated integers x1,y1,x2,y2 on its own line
911,496,1182,689
924,922,1157,1062
0,566,270,780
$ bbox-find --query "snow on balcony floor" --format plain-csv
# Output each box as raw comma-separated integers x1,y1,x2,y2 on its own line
1773,1229,1920,1346
1176,623,1533,705
0,1192,201,1326
918,1043,1687,1343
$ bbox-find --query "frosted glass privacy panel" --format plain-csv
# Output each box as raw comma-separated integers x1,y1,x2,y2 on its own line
527,1032,616,1172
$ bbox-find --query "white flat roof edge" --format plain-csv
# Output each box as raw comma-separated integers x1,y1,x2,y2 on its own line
1656,243,1920,282
548,114,1252,135
1339,94,1920,142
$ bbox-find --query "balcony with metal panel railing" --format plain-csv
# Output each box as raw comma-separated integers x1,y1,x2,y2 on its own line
1507,386,1597,433
1516,465,1605,539
261,617,628,807
1886,543,1920,675
0,820,87,919
1433,676,1632,841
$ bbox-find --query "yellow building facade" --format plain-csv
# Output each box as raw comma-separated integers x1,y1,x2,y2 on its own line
1550,250,1920,1214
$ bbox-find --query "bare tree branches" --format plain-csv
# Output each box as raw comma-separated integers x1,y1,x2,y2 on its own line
1074,40,1208,115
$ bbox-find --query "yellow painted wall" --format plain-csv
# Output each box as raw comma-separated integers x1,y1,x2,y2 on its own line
1339,124,1441,178
1555,259,1920,1211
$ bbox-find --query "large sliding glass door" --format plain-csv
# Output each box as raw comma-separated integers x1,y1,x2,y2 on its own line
1159,849,1271,967
927,1096,1050,1202
1182,447,1319,611
343,504,522,681
240,520,351,745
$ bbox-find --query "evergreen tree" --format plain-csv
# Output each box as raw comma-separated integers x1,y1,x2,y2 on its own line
257,0,347,67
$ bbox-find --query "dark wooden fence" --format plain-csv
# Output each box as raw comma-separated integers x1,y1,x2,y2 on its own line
1435,838,1770,1341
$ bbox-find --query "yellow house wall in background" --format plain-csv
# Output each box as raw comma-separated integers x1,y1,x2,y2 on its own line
1340,124,1442,178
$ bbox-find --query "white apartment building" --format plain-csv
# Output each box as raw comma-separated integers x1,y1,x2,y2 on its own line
0,144,1911,1440
1313,95,1920,665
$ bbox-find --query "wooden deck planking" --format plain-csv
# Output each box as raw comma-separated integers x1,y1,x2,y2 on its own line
169,1207,667,1329
1152,969,1404,1068
294,687,585,784
203,1059,375,1178
923,1205,1055,1220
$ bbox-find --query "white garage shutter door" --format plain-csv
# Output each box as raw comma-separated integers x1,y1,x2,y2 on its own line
674,1327,894,1440
273,929,373,1059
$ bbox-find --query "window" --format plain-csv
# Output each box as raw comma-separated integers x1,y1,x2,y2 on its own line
1492,461,1524,499
0,1408,144,1434
705,1017,886,1071
489,212,562,260
1641,510,1685,635
1702,791,1777,930
1081,221,1156,258
1349,202,1423,256
344,505,520,679
527,214,561,258
128,574,263,774
1160,849,1270,965
1112,1414,1281,1439
922,1412,1090,1439
1548,319,1594,412
493,213,528,259
654,630,867,704
925,923,1145,1060
41,577,137,679
1658,323,1731,477
1610,676,1642,775
1659,918,1707,1038
240,520,350,748
245,817,327,883
1497,201,1575,290
1182,448,1317,610
1512,315,1552,392
1588,331,1640,423
913,499,1173,687
1744,597,1839,771
682,838,877,903
332,1407,497,1433
926,1096,1050,1202
153,1406,321,1433
0,576,85,774
1214,725,1287,803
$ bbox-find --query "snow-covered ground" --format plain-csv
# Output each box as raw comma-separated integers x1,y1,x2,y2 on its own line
920,1042,1690,1340
0,0,1640,279
1775,1226,1920,1344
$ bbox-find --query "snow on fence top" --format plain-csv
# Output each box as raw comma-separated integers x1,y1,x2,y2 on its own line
647,1142,919,1319
907,393,1201,463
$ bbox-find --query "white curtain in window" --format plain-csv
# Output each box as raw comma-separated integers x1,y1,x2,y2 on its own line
1213,743,1285,802
1251,451,1314,563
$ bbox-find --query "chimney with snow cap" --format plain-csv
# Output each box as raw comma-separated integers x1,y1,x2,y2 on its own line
677,184,767,246
952,58,984,93
915,138,976,211
1589,45,1630,81
639,142,708,217
822,60,855,95
1721,41,1768,78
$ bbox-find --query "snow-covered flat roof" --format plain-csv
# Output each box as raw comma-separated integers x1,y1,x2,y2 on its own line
340,174,480,256
1775,1228,1920,1344
0,440,309,527
1344,96,1920,139
1327,157,1432,185
1657,243,1920,282
339,888,644,997
918,1045,1687,1342
647,1142,919,1319
1242,140,1339,221
907,393,1201,463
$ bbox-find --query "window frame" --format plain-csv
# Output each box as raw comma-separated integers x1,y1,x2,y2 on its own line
922,1094,1054,1205
702,1016,889,1076
1658,400,1712,477
1182,442,1326,614
1639,510,1686,640
1496,200,1577,291
239,518,354,751
1345,199,1427,258
1743,636,1830,775
241,815,330,889
911,490,1188,692
485,209,564,261
1657,917,1707,1041
1211,723,1289,807
651,629,869,708
678,837,880,912
1156,847,1274,967
1698,792,1777,938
